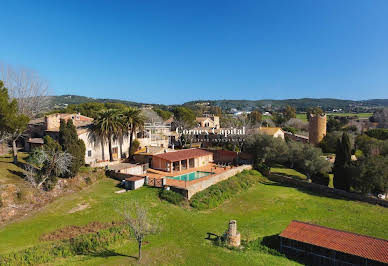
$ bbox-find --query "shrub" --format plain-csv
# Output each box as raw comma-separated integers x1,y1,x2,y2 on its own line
282,126,297,134
0,225,129,266
310,173,330,186
254,162,271,176
365,128,388,140
190,170,264,210
159,189,184,205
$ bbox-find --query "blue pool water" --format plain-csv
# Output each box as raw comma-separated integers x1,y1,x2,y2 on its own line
167,171,213,181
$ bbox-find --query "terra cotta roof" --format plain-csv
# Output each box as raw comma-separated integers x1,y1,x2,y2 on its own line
280,220,388,264
152,148,212,162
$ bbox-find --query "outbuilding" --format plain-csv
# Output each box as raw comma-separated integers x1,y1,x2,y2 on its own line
124,176,145,190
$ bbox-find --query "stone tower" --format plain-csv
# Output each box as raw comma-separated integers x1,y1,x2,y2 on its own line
227,220,241,247
309,114,327,145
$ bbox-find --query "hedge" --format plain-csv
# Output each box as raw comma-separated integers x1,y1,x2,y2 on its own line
190,170,265,210
159,189,185,205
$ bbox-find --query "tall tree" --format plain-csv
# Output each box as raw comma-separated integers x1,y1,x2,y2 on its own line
333,132,352,191
248,110,262,126
59,119,86,177
283,105,296,121
88,121,106,161
0,63,51,118
122,202,159,261
91,109,123,161
306,107,323,121
0,81,29,163
172,106,196,128
298,144,331,181
121,108,145,158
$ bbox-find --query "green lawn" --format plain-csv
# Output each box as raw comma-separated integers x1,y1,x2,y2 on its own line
326,113,373,118
295,113,307,122
295,112,372,122
271,167,306,180
0,153,28,185
0,174,387,265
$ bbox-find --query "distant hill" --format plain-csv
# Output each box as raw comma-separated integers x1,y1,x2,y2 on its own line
50,95,388,113
50,95,146,107
183,98,388,112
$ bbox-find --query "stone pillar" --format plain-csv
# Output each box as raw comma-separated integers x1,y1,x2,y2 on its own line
227,220,241,247
187,159,189,169
179,160,182,172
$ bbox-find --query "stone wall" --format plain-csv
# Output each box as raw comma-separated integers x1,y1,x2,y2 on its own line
172,165,252,199
269,173,388,207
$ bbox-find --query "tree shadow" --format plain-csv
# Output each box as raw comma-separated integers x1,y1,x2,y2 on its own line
8,169,26,180
84,248,137,260
262,178,353,203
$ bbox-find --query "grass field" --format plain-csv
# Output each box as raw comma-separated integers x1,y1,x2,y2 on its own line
0,171,387,265
0,153,28,185
295,113,373,122
271,167,306,180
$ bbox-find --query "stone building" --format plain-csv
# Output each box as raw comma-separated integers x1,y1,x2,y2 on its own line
25,112,172,166
196,115,220,129
308,114,327,145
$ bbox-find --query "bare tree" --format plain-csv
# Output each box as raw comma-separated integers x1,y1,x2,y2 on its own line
24,148,72,189
122,202,159,261
0,62,51,118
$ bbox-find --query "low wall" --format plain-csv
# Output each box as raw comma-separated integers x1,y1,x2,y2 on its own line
90,160,123,168
269,173,388,208
172,165,252,199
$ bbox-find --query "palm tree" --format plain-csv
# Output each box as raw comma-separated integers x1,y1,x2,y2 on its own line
88,122,106,161
90,109,123,161
121,108,145,158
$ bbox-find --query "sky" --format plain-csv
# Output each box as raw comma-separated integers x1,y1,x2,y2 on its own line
1,0,388,104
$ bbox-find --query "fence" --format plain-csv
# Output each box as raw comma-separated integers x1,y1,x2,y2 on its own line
146,177,163,187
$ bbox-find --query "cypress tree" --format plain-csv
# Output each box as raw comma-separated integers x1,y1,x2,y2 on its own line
59,119,86,177
333,132,352,191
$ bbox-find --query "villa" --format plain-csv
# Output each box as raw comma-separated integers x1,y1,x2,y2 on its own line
25,110,173,166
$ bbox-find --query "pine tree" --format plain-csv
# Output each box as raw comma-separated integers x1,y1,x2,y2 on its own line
59,119,86,177
333,132,352,191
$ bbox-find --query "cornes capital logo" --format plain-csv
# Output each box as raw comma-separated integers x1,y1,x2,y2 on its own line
176,127,246,138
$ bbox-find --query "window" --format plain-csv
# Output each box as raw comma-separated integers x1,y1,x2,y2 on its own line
88,150,92,157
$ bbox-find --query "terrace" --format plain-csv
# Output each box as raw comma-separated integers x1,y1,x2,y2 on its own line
146,162,232,188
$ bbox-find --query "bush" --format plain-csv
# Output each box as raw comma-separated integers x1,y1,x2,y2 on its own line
159,189,185,205
253,162,271,176
365,128,388,140
282,126,297,134
310,173,330,186
0,225,129,266
190,170,265,210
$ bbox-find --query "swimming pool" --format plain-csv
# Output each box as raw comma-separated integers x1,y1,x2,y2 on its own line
167,171,213,181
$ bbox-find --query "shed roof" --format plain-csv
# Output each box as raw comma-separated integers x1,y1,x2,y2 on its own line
280,220,388,264
27,138,44,144
153,148,212,162
125,176,144,182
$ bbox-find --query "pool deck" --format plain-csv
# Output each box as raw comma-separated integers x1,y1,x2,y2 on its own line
146,163,235,188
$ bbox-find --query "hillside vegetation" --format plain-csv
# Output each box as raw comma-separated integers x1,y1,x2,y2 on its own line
0,172,387,265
